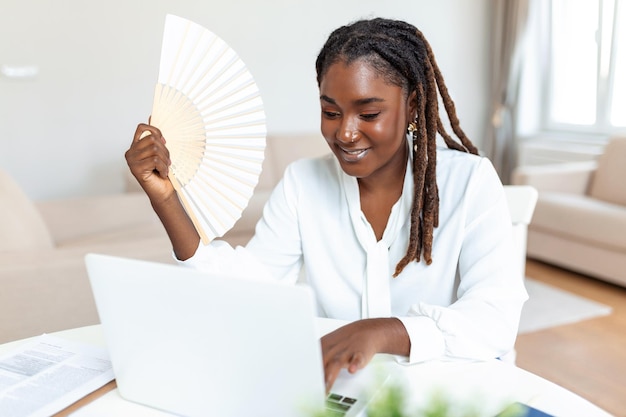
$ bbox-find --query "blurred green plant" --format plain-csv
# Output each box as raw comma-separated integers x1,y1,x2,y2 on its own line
312,381,528,417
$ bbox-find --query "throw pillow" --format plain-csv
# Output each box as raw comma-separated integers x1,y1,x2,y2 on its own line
0,169,54,251
589,136,626,207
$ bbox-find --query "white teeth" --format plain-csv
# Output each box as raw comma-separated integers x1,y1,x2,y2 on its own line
338,146,368,162
341,147,365,154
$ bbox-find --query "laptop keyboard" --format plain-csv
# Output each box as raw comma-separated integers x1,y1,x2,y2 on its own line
325,393,358,416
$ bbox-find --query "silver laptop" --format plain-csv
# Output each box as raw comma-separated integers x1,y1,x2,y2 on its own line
85,253,388,417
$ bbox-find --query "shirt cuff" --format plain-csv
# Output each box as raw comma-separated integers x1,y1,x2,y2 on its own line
396,315,446,364
175,240,274,283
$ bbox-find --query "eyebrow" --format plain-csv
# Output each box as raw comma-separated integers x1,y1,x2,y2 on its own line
320,95,385,106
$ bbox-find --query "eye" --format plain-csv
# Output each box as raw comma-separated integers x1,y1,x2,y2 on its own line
322,110,340,119
360,112,380,120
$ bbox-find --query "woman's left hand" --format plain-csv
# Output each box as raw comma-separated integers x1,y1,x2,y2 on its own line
320,318,409,392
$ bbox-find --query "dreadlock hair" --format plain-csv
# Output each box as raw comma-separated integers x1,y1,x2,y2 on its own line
315,18,479,277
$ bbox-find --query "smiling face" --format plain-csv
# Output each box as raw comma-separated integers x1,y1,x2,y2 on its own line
319,58,416,184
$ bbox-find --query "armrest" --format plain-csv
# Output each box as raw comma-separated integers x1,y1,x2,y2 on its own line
0,239,176,343
35,192,161,244
511,161,597,194
0,247,100,343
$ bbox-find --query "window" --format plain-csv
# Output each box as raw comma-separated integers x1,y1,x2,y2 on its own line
544,0,626,133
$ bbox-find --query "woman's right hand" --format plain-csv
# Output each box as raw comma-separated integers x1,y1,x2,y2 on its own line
125,123,174,203
125,123,201,260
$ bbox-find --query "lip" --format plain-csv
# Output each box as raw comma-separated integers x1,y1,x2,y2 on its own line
337,145,369,162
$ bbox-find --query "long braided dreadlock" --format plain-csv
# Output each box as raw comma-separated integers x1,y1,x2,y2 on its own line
315,18,479,277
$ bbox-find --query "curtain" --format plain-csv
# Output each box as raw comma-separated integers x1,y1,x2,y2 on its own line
485,0,532,184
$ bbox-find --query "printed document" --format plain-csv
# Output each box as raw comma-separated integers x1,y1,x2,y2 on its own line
0,334,114,417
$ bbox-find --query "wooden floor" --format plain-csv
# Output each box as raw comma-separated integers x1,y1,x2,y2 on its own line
516,259,626,417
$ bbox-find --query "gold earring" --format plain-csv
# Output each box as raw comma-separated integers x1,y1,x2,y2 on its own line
407,122,417,133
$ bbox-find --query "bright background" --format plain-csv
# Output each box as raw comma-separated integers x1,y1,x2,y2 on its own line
0,0,490,200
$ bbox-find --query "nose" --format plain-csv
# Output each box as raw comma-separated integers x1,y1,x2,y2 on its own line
337,117,360,144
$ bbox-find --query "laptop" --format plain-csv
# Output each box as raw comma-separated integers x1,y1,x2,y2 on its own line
84,253,389,417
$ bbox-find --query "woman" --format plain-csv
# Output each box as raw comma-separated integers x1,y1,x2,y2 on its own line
126,18,527,391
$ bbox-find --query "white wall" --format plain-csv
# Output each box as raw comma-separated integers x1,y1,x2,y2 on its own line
1,0,490,200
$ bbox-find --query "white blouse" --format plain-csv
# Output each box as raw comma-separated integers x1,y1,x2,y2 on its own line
181,145,528,364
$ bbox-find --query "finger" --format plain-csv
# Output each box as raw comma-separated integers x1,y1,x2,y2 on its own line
131,151,170,179
347,352,366,374
324,361,342,394
125,139,171,179
133,123,163,144
130,130,170,162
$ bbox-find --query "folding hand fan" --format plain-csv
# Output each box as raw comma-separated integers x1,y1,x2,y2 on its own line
148,14,266,244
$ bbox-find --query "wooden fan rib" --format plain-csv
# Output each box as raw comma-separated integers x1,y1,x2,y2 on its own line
181,187,222,242
155,88,264,147
154,15,267,241
169,172,212,243
150,83,165,122
169,141,205,161
171,149,203,167
157,69,265,150
161,121,205,140
171,167,197,187
168,138,206,151
161,121,205,142
153,87,199,131
152,84,189,126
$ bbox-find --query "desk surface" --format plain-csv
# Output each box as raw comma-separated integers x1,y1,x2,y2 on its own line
0,323,613,417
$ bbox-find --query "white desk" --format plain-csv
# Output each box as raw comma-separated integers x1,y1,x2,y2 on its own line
0,323,613,417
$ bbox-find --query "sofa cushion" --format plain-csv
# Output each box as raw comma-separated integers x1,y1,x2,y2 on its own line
589,136,626,206
0,168,54,251
530,192,626,252
37,192,162,245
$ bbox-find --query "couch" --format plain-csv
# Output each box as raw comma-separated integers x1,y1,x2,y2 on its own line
1,132,536,344
512,136,626,287
0,176,176,344
0,134,330,344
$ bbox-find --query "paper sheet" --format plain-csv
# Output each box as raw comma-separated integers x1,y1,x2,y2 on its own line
0,334,114,417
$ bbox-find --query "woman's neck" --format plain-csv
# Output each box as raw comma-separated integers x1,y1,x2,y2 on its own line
357,142,408,196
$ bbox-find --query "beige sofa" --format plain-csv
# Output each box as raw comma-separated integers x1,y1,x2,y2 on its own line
0,134,330,344
1,132,538,344
0,178,176,344
512,136,626,287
